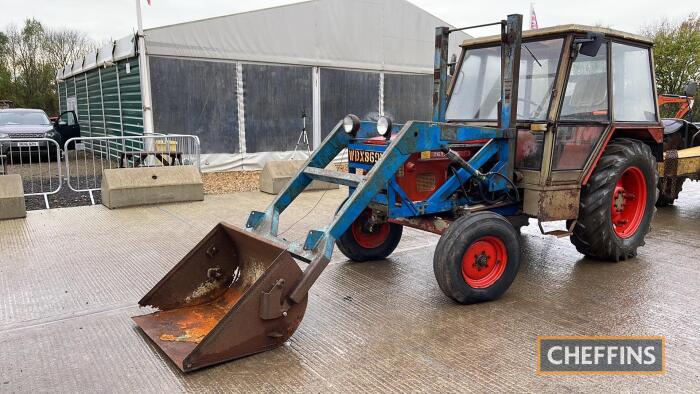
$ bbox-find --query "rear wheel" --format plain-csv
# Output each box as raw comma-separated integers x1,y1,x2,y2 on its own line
570,139,657,261
336,207,403,262
433,212,520,304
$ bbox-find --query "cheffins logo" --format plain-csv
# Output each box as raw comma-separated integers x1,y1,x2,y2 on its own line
537,336,665,374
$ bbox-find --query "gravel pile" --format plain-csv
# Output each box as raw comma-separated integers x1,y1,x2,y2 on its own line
202,171,261,194
201,163,349,195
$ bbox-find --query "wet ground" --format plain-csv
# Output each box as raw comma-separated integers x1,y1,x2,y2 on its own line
0,184,698,392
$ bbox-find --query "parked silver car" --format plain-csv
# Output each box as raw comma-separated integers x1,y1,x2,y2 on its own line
0,108,80,159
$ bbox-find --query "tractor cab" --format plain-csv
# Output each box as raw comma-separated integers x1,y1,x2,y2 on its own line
447,25,662,221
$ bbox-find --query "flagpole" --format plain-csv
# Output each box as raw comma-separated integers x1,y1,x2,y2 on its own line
136,0,155,143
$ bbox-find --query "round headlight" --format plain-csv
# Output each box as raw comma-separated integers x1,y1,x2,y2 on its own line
376,116,392,137
343,114,361,135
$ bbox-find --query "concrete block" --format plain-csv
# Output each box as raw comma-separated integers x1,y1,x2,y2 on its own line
260,160,339,195
101,166,204,209
0,175,26,220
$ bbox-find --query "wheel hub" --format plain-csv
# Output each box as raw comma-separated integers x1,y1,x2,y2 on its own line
610,166,647,239
352,210,390,249
473,252,489,271
461,236,508,289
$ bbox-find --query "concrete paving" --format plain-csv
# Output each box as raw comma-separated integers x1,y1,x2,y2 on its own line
0,184,698,392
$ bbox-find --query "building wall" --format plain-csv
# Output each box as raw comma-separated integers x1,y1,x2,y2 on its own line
149,56,239,154
242,63,314,153
147,56,434,158
320,69,380,139
58,55,435,170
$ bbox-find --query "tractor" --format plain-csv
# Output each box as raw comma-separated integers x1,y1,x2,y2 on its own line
656,81,699,206
133,15,665,372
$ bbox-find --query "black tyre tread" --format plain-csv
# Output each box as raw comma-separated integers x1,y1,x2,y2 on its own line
336,222,402,262
656,177,685,207
335,199,403,262
657,130,686,207
570,139,657,261
433,211,520,304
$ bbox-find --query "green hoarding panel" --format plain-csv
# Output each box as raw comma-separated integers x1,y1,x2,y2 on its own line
101,65,122,139
118,58,143,138
75,74,89,136
118,57,143,153
58,82,67,113
56,56,143,157
87,69,105,138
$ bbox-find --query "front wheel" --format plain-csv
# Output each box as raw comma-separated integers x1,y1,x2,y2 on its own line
570,139,657,261
336,208,403,262
433,212,521,304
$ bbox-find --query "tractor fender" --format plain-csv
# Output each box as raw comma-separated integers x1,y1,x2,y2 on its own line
582,125,663,186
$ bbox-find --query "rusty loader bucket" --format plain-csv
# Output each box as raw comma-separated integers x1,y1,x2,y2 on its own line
132,223,307,372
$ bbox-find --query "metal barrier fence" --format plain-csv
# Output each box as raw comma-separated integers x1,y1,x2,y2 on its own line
0,138,63,209
63,134,201,204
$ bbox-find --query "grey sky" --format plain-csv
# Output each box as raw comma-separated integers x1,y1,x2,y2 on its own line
1,0,697,42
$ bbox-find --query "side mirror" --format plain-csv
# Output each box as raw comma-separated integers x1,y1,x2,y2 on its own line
573,33,605,57
684,81,698,97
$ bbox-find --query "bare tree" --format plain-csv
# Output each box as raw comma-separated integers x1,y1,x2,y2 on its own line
42,27,97,70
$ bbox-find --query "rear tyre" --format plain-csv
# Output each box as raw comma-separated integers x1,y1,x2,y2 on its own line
336,207,403,262
570,139,657,261
433,212,520,304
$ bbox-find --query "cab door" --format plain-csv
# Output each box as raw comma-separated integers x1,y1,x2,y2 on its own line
548,38,611,185
55,111,81,148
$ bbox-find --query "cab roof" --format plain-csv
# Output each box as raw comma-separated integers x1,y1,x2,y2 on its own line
461,24,653,47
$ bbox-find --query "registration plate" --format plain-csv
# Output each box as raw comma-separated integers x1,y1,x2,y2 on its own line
348,149,383,164
16,142,39,147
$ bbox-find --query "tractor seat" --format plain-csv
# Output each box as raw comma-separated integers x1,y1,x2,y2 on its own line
662,118,686,135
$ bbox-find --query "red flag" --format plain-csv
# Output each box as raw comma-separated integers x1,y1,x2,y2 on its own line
530,3,539,29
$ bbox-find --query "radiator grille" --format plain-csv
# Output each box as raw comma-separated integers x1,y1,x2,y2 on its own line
7,133,46,138
416,173,436,192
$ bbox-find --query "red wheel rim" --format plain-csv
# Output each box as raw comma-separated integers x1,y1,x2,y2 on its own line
610,166,647,239
351,210,390,249
461,236,508,288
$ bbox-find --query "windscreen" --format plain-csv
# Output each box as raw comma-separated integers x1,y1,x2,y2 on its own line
0,111,51,126
446,38,563,121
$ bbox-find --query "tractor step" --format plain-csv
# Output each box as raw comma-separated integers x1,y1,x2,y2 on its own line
303,167,366,187
541,229,573,238
538,220,575,238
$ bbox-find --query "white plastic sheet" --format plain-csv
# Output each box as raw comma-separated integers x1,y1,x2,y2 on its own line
199,150,348,173
144,0,467,74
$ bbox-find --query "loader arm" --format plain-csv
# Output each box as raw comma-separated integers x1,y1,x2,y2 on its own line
246,120,513,303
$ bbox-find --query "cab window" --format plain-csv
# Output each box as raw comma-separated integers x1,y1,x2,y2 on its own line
612,43,656,122
446,46,501,120
560,42,608,121
446,38,564,121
